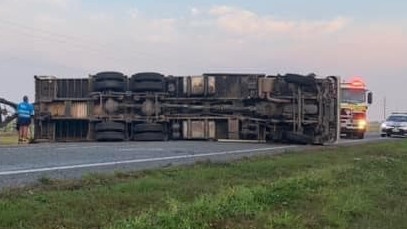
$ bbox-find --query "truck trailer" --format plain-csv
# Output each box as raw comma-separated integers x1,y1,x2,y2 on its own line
11,72,340,144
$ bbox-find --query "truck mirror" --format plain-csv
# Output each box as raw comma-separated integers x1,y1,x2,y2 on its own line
367,92,373,104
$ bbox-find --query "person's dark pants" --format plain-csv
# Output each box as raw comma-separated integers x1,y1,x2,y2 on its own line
17,117,31,142
18,117,31,127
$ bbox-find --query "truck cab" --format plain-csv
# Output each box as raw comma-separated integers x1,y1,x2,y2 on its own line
340,78,373,139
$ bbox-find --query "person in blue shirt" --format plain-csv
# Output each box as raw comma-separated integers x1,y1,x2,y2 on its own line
17,95,34,143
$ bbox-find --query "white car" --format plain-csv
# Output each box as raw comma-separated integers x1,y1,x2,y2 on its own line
380,113,407,137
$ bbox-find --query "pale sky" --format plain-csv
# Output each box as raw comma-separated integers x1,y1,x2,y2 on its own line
1,0,406,121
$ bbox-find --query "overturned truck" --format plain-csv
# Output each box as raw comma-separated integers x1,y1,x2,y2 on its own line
33,72,340,144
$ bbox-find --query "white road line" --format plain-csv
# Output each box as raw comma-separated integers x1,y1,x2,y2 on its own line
0,145,296,176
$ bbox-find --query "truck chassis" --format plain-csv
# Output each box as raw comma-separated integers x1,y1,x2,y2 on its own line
22,72,341,144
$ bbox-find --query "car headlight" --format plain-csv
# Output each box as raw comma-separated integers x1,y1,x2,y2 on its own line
358,119,367,129
380,122,387,129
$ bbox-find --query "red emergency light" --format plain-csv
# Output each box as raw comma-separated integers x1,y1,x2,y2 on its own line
348,77,366,88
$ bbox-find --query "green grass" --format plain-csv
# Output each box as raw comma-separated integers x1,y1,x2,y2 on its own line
1,141,407,229
0,132,18,145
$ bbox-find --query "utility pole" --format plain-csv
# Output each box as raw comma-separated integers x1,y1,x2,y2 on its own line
383,96,386,120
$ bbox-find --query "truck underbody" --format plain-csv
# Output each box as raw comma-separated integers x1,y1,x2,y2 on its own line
21,72,340,144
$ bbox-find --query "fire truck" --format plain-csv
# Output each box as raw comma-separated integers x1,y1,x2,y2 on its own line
340,78,373,139
1,72,340,145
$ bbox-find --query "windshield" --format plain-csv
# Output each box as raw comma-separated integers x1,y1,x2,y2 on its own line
341,88,366,103
387,115,407,122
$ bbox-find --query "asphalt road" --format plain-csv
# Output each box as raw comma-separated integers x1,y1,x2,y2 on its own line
0,133,394,190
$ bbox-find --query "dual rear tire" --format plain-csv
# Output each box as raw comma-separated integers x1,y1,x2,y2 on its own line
130,72,165,92
95,121,126,141
133,123,166,141
92,72,167,142
92,72,166,93
92,72,127,92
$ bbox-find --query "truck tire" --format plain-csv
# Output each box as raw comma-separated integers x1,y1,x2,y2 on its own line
284,74,315,87
131,72,164,82
94,72,126,82
133,123,164,133
130,72,165,92
131,81,164,92
133,132,166,141
95,121,125,132
95,131,125,141
92,72,127,92
93,80,126,92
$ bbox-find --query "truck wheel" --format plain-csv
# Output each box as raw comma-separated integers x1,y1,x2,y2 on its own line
95,121,125,132
133,123,166,141
94,72,126,82
131,72,164,82
134,123,164,133
131,81,164,92
92,72,127,92
95,131,125,141
130,73,165,92
93,80,126,92
133,132,166,141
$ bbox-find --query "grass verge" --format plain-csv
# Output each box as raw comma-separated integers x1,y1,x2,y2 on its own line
1,141,407,229
0,132,18,145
